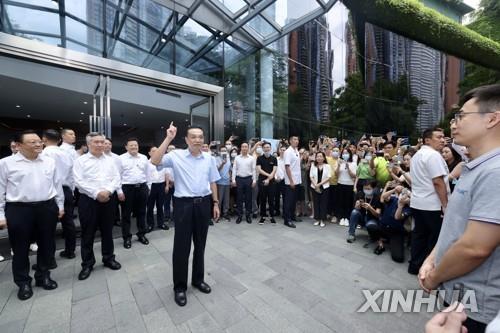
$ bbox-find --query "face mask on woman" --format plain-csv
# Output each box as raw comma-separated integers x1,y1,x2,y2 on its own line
342,154,350,161
365,154,372,162
231,152,237,158
225,144,232,151
256,147,263,155
363,189,373,197
332,151,339,158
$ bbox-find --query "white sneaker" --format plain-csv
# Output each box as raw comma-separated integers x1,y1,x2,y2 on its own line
29,243,38,252
10,249,13,256
339,219,346,226
320,221,325,228
344,219,350,227
313,221,320,226
0,255,4,262
330,216,338,223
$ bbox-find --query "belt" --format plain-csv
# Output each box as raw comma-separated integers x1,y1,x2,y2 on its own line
123,183,147,188
175,195,211,204
236,175,252,179
6,198,55,207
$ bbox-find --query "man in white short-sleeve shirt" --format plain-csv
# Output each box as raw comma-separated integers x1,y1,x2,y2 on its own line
283,135,301,228
408,127,449,275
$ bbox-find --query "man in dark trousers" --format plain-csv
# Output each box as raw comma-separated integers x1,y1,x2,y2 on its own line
42,129,76,260
256,141,277,225
0,130,64,300
118,138,153,249
151,122,220,307
283,135,302,228
73,132,122,280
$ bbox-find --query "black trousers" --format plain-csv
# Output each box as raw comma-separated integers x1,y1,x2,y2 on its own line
61,186,76,253
172,195,211,292
312,189,329,220
283,185,297,223
6,199,58,286
147,182,166,227
328,185,338,216
78,194,116,269
273,180,285,215
409,209,442,271
121,183,149,238
337,184,354,219
164,185,175,220
367,223,406,263
259,180,276,217
236,176,252,218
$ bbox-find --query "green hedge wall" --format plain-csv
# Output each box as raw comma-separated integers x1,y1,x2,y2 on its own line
342,0,500,71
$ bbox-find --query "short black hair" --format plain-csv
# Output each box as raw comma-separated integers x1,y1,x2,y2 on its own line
105,137,112,143
422,127,443,144
240,142,249,148
186,126,204,136
364,180,378,189
125,137,139,145
461,84,500,114
15,130,38,143
289,135,299,140
42,129,61,143
262,141,271,148
383,141,394,148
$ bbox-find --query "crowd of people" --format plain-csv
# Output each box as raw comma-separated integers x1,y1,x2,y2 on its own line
0,84,499,333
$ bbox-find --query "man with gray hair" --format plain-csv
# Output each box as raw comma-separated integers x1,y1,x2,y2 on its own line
73,133,122,281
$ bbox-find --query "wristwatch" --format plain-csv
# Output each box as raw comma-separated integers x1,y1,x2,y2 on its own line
213,200,219,205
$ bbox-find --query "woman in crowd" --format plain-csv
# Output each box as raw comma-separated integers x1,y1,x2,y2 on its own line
441,144,463,192
354,149,375,193
298,149,311,217
326,147,340,223
336,148,357,226
274,146,287,216
309,152,331,227
389,150,413,187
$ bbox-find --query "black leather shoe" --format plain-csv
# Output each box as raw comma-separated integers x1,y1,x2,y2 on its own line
291,217,302,222
236,217,242,224
270,218,277,224
146,225,154,233
17,284,33,300
374,245,386,255
35,276,58,290
137,235,149,245
103,259,121,270
284,221,296,228
246,216,252,224
252,213,258,219
192,282,211,294
78,267,93,280
124,238,132,249
174,291,187,307
159,223,169,230
60,250,76,259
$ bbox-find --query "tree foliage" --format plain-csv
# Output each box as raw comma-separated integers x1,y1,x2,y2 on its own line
330,74,421,138
459,0,500,95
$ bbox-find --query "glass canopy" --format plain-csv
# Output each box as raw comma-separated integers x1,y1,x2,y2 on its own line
0,0,338,84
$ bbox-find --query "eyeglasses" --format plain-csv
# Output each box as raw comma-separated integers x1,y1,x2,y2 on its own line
453,111,495,122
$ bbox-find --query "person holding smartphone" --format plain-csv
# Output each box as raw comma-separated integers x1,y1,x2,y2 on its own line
216,145,231,221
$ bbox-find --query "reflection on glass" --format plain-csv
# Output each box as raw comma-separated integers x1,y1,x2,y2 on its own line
6,5,60,35
215,0,247,14
263,0,321,28
245,15,276,39
119,17,157,51
176,19,212,52
22,34,61,47
110,40,149,65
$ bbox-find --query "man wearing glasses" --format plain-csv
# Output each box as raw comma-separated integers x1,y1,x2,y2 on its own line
419,84,500,333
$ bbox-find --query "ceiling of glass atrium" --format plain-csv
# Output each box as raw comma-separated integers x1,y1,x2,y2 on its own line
0,0,338,81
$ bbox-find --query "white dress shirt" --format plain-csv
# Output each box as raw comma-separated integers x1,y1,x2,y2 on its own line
275,157,285,181
73,152,121,200
0,153,64,220
118,152,153,192
60,142,79,161
42,145,74,189
231,155,256,182
158,149,220,198
283,146,302,185
149,159,167,184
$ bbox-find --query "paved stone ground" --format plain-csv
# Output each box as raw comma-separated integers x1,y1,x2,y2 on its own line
0,218,432,333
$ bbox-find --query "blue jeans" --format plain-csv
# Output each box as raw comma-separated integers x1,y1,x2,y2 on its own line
348,209,379,237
